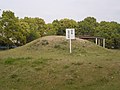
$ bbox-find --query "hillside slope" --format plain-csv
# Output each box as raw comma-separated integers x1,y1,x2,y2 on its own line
0,36,120,90
0,36,109,58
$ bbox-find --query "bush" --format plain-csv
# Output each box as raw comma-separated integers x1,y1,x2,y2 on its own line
54,44,61,49
41,40,49,46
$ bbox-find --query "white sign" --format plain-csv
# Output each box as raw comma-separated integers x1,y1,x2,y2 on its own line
66,29,75,53
66,29,75,39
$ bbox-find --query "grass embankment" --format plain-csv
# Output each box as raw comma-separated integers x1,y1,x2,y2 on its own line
0,36,120,90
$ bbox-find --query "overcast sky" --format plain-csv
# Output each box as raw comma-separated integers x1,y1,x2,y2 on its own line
0,0,120,23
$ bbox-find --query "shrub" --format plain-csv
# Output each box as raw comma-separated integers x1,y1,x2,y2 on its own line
41,40,49,46
54,44,61,49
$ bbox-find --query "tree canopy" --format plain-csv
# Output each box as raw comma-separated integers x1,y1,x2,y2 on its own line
0,10,120,49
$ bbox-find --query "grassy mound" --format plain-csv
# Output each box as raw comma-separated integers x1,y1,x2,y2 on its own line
0,36,109,58
0,36,120,90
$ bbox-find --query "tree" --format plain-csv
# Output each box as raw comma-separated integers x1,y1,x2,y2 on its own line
52,18,77,35
52,19,60,35
0,10,28,46
45,23,56,35
96,21,120,49
21,17,46,42
0,18,6,45
34,17,46,36
1,11,18,46
77,17,98,36
0,10,120,49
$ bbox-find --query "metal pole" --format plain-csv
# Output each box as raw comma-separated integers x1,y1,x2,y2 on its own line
70,38,72,53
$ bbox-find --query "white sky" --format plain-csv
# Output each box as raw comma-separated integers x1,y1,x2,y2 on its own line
0,0,120,23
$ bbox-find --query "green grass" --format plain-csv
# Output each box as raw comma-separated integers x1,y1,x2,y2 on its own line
0,36,120,90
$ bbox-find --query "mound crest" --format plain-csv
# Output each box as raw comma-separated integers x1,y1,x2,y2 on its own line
24,36,108,54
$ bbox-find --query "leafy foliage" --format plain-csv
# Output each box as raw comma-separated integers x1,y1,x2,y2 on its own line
0,10,120,49
77,17,98,36
95,21,120,48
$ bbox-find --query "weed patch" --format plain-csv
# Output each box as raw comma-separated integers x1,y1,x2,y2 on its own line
4,58,15,64
54,44,66,50
97,77,109,85
61,40,68,45
4,57,32,65
54,44,61,49
32,57,50,65
94,65,103,69
41,40,49,46
71,62,84,66
10,74,18,79
65,76,75,85
63,65,70,69
34,67,42,71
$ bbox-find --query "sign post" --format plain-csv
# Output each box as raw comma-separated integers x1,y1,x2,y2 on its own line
66,29,75,53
